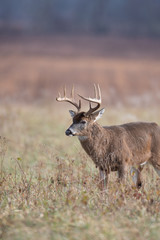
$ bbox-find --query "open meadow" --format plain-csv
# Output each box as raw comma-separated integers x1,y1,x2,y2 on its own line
0,36,160,240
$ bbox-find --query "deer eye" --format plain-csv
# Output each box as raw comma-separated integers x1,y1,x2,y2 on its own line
80,120,87,124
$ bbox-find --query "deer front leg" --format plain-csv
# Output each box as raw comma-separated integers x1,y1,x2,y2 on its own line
99,168,108,190
117,164,127,184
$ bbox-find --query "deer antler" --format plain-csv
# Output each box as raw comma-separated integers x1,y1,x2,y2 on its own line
56,86,81,112
78,84,101,116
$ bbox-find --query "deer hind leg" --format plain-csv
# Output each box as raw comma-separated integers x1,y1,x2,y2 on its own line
130,165,144,188
149,156,160,177
99,168,108,191
153,166,160,177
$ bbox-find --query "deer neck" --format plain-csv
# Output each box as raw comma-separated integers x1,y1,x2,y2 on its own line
78,122,103,140
78,123,108,160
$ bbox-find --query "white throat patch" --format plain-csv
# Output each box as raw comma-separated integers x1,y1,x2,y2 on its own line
78,136,88,141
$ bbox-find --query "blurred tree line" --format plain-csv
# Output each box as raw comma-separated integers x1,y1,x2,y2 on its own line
0,0,160,37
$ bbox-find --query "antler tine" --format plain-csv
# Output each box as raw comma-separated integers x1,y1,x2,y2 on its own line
78,84,102,116
94,84,97,99
78,99,81,110
64,86,67,97
58,92,61,98
71,86,74,98
56,86,81,112
98,84,101,100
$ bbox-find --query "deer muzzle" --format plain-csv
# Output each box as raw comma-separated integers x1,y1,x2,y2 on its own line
65,128,75,136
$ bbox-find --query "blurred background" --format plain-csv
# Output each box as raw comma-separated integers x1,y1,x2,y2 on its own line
0,0,160,107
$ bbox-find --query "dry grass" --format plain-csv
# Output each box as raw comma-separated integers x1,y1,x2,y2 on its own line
0,35,160,239
0,103,160,240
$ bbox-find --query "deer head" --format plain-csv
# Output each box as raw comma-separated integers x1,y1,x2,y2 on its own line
56,85,105,137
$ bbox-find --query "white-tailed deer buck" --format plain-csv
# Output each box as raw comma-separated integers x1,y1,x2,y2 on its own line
56,85,160,189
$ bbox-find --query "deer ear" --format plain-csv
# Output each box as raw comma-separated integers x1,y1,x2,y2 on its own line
69,110,76,118
93,108,105,122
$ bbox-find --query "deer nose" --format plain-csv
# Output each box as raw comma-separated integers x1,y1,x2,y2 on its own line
65,129,72,136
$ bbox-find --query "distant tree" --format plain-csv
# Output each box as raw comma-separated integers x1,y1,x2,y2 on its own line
124,0,160,37
74,0,110,34
0,0,13,23
30,0,61,33
91,0,110,34
74,0,94,32
0,0,160,36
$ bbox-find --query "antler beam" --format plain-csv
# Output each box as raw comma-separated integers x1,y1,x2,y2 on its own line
56,86,81,112
78,84,101,116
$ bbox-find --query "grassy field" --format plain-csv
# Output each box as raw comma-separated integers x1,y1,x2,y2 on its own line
0,35,160,239
0,103,160,240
